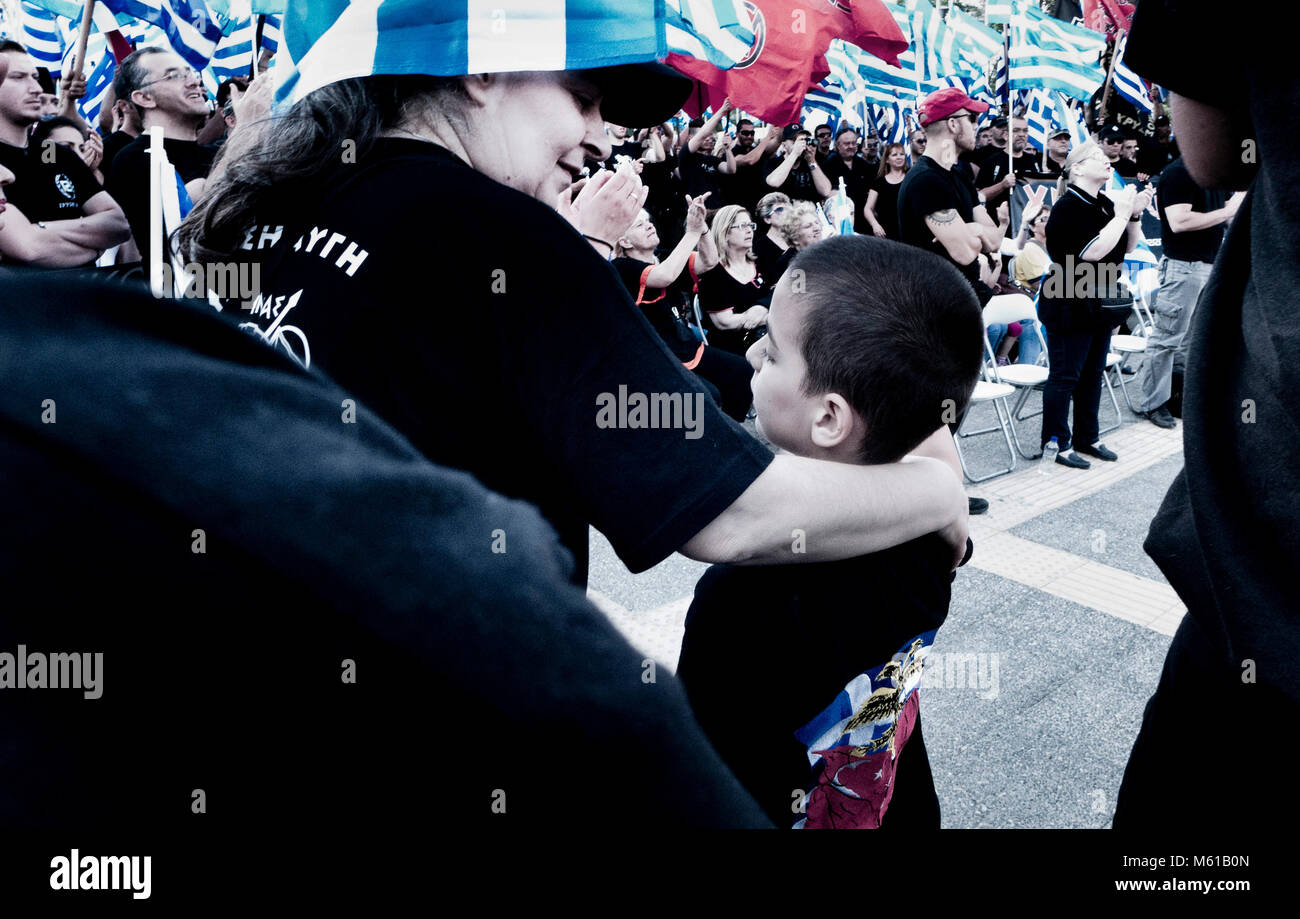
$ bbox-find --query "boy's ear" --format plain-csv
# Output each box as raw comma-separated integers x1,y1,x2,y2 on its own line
809,393,860,452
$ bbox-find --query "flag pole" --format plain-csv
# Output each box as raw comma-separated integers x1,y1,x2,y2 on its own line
1098,36,1119,128
70,0,96,86
251,14,266,78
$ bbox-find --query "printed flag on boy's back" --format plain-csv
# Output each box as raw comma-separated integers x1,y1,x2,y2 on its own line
666,0,908,126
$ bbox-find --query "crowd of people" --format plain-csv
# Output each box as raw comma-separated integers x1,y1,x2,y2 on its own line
1,0,1294,835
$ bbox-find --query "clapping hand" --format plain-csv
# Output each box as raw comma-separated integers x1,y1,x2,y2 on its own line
557,165,649,244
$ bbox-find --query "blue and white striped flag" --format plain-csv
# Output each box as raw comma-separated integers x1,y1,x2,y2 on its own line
907,0,946,83
805,79,843,122
1023,87,1052,152
211,13,281,81
832,38,938,108
1111,32,1153,114
100,0,229,70
64,30,115,122
985,0,1013,26
887,101,912,145
664,0,753,70
947,5,1001,63
18,2,68,74
275,0,669,110
1008,2,1104,102
1056,91,1089,148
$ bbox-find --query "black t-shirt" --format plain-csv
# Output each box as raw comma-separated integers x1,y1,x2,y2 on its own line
0,266,771,829
722,151,771,215
677,534,963,828
107,135,214,268
679,149,726,205
1113,156,1140,178
216,139,773,587
0,138,102,222
99,129,137,176
1128,0,1300,703
976,151,1033,215
612,255,704,362
1156,158,1225,263
869,173,904,238
752,231,788,289
1040,185,1127,331
606,139,642,164
821,155,873,232
696,260,770,355
1138,136,1179,177
897,155,980,288
764,154,822,202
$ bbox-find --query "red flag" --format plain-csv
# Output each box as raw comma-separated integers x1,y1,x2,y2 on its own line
1082,0,1134,36
105,30,135,65
664,0,907,126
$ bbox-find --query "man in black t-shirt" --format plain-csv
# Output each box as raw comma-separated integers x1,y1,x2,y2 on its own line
1117,0,1300,831
976,115,1032,218
821,127,873,233
861,133,881,173
0,41,129,267
897,88,1006,305
764,127,832,203
107,48,216,271
813,123,833,160
1137,114,1178,177
1132,158,1241,427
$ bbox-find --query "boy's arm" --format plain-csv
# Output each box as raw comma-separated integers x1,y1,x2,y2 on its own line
907,426,963,482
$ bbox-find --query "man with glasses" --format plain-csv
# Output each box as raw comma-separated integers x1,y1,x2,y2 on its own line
813,124,833,160
724,117,781,214
106,48,218,274
898,88,1010,516
0,40,130,267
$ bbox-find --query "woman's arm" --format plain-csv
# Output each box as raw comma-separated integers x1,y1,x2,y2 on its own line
865,188,885,235
680,452,970,570
694,217,720,274
707,306,749,330
1080,212,1131,261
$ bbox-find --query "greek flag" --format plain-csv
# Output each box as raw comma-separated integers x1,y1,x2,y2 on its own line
985,0,1013,26
1111,32,1153,114
831,38,938,109
1008,1,1104,102
879,0,917,73
1023,87,1052,152
99,0,231,69
17,2,67,73
211,13,281,81
65,31,115,122
946,5,1001,63
275,0,669,110
805,79,843,122
21,0,137,30
886,101,913,145
1056,91,1089,147
907,0,946,82
664,0,753,70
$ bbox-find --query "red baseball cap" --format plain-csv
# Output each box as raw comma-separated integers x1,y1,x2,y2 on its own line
918,88,990,127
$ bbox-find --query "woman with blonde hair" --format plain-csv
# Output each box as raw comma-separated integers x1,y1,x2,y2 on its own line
1038,139,1153,468
768,200,823,281
697,204,769,355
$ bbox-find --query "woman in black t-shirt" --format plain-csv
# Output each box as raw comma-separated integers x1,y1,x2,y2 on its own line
612,202,753,421
865,142,908,239
770,200,825,283
751,192,791,289
697,205,769,356
1040,140,1152,468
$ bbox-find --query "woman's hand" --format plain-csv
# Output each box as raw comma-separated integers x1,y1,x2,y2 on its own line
232,70,273,128
79,130,103,173
1106,183,1136,216
872,223,887,238
1021,185,1048,226
557,166,649,244
742,306,768,329
683,192,710,235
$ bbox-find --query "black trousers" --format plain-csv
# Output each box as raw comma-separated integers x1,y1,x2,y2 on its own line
1041,322,1111,451
1114,612,1300,829
693,345,753,423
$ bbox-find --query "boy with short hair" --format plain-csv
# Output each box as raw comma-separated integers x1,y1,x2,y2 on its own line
676,235,983,829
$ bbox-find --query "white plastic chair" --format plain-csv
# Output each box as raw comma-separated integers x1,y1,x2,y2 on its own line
979,294,1049,458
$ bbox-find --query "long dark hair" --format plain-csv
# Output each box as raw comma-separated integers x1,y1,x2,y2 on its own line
178,74,461,263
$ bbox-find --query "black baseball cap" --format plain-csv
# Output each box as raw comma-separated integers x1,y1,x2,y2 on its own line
782,124,803,140
586,63,692,127
1099,123,1125,143
991,115,1008,129
1049,127,1071,139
